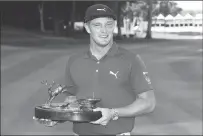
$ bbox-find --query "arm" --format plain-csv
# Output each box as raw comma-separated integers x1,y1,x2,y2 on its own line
91,90,156,126
115,89,156,118
116,54,156,117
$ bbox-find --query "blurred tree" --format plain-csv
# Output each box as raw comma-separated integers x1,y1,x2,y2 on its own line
53,1,60,35
122,1,134,38
38,1,45,32
145,0,153,39
155,1,182,17
71,1,76,33
158,1,171,17
131,0,158,39
116,1,126,39
168,2,182,16
152,1,182,27
120,0,151,38
119,0,182,39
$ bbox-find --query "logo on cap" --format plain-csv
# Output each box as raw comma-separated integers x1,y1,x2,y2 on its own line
97,8,106,12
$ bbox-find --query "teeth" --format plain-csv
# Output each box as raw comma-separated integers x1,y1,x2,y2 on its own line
100,36,108,38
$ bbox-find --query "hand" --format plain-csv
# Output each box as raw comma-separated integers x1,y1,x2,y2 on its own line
33,116,58,127
90,107,113,126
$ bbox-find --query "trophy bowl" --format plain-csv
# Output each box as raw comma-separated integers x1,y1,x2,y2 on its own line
34,103,102,122
34,81,102,123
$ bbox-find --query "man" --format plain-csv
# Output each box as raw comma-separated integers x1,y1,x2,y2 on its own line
35,4,156,135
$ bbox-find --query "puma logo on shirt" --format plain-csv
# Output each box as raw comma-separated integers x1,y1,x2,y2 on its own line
109,71,119,79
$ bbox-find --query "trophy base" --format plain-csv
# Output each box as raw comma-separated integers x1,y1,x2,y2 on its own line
34,103,102,123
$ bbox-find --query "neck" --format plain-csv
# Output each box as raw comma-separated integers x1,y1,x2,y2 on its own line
90,40,113,59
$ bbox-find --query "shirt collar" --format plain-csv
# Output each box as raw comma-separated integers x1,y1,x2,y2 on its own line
84,42,119,59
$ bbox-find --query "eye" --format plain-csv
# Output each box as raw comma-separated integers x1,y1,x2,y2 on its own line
93,24,101,27
106,23,113,27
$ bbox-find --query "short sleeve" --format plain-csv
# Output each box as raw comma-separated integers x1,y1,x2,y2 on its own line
130,54,153,95
64,56,76,95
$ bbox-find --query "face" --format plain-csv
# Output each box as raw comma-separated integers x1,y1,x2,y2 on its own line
84,17,116,47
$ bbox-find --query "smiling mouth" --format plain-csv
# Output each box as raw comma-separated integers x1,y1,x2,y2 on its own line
99,35,108,38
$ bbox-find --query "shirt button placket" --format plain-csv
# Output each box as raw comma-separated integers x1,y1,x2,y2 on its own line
96,61,100,72
94,61,99,92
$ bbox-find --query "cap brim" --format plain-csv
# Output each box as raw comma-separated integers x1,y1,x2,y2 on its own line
84,15,117,23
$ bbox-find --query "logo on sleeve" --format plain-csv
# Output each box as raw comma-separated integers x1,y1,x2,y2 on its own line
143,72,151,84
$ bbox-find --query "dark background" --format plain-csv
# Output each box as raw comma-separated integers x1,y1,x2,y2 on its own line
1,1,117,30
1,1,92,29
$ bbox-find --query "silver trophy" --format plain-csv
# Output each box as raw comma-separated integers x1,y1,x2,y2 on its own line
34,80,102,123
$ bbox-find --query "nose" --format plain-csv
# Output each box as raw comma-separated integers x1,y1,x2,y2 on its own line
100,26,107,33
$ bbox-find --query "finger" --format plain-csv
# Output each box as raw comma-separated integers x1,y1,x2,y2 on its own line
43,119,57,126
100,121,109,127
33,116,37,120
39,118,50,123
45,121,58,127
90,120,99,124
33,117,54,125
90,117,106,124
101,123,107,126
37,118,45,124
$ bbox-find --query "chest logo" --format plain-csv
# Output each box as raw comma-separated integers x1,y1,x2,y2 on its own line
109,71,119,79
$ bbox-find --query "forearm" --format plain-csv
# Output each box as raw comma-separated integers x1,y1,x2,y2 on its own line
116,91,156,118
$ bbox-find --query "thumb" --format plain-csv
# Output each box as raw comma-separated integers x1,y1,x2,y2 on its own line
92,107,102,112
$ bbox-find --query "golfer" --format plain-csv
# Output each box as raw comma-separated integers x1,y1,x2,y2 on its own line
35,4,156,135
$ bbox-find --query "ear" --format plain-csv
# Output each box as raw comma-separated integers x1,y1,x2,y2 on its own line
112,21,117,32
84,23,91,34
114,20,117,27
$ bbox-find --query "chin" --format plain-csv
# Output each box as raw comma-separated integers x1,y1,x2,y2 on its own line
97,39,111,47
97,42,109,47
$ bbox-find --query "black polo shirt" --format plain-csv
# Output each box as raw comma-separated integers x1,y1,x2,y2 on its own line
64,42,153,135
